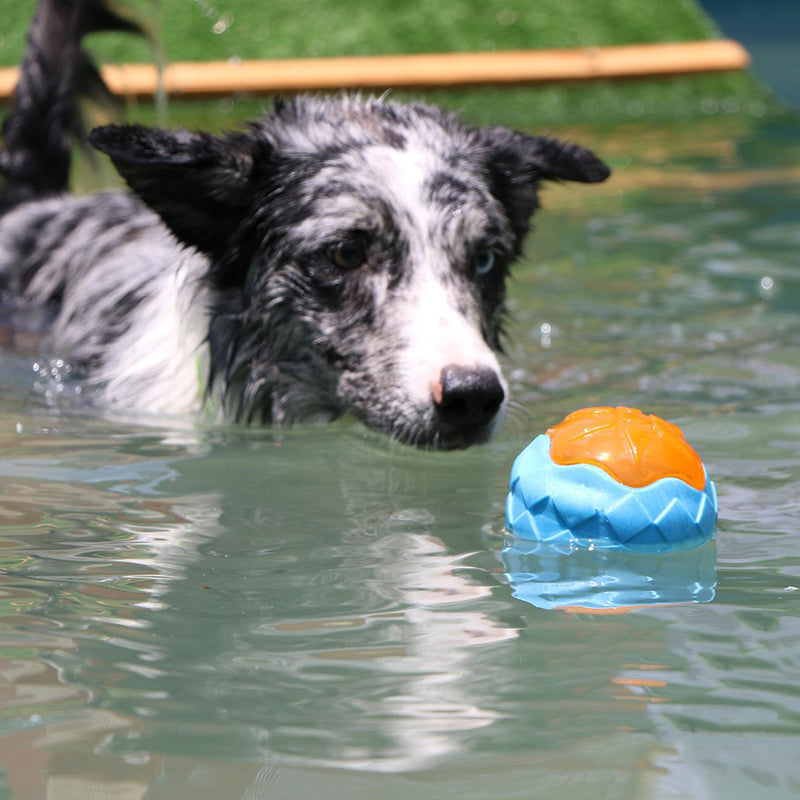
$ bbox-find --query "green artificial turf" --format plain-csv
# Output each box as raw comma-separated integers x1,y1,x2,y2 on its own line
0,0,735,63
0,0,778,128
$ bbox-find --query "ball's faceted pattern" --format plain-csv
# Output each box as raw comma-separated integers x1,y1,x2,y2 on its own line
506,408,718,551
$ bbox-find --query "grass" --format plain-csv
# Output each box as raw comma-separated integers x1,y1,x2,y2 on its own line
0,0,778,128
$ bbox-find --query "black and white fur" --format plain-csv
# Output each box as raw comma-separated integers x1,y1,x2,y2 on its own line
0,0,610,449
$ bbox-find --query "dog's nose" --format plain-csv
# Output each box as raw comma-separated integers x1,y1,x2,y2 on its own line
434,364,505,430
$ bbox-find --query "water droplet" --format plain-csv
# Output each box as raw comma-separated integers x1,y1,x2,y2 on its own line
700,97,719,115
759,276,775,298
722,96,740,114
539,322,552,349
212,11,234,34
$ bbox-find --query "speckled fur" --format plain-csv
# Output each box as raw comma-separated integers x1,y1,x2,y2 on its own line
0,1,611,448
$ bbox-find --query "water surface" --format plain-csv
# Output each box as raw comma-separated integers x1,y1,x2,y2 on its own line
1,117,799,799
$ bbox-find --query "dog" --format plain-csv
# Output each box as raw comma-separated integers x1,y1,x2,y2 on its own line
0,0,610,449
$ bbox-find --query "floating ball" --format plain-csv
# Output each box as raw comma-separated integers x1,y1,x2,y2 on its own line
505,407,718,551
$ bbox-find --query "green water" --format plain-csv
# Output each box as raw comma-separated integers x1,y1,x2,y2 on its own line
1,117,800,799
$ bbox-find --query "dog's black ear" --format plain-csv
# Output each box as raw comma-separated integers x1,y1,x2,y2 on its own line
477,127,610,242
518,134,611,184
89,124,261,255
481,128,611,185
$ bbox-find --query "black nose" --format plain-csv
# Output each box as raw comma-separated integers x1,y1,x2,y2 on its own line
435,365,505,431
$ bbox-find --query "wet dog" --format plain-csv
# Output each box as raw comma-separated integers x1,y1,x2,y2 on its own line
0,0,610,448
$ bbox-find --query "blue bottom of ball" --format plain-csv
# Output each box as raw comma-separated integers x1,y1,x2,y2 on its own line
505,435,718,552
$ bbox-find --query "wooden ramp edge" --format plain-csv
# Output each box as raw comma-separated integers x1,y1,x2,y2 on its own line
0,40,750,101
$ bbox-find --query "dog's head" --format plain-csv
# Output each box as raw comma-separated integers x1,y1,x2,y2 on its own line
89,97,609,449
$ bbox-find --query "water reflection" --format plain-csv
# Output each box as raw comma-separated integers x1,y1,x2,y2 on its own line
501,537,717,611
0,421,525,792
2,116,800,797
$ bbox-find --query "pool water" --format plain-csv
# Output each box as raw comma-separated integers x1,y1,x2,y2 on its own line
1,116,799,799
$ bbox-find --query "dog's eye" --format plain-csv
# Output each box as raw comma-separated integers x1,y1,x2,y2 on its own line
473,249,496,276
330,240,366,271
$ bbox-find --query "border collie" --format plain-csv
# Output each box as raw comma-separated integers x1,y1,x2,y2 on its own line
0,0,610,449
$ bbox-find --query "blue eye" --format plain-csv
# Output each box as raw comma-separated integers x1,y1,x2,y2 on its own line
474,249,495,276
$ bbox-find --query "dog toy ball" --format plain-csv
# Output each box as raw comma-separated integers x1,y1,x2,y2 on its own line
505,406,717,551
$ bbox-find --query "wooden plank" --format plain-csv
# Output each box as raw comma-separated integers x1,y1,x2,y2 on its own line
0,40,750,101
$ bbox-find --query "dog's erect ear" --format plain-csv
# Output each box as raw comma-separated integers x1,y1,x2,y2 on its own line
89,124,263,255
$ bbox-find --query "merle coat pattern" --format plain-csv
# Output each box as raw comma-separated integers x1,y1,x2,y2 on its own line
0,0,610,448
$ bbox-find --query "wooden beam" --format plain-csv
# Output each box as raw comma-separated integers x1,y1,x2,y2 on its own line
0,40,750,101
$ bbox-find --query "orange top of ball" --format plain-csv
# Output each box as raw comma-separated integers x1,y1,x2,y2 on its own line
547,406,706,490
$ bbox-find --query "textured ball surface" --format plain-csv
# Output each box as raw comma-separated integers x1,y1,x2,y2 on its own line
505,407,718,551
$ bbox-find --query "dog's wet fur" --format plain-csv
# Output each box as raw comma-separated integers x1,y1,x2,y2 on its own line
0,0,610,449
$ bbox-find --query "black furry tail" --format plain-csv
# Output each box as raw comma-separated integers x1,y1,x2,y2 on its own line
0,0,145,212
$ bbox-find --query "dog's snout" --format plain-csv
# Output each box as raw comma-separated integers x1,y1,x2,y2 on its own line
434,364,505,430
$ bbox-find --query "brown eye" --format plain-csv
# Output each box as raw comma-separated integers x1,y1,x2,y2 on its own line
329,240,366,270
